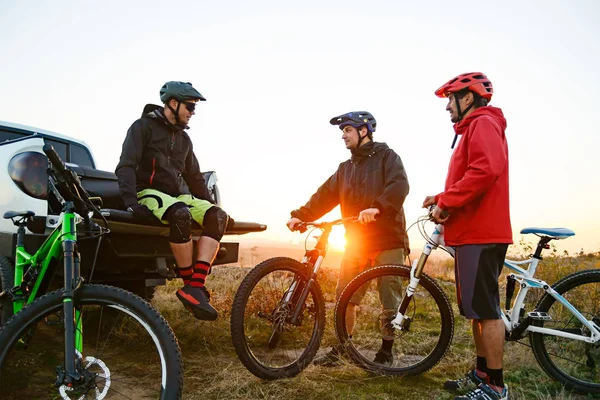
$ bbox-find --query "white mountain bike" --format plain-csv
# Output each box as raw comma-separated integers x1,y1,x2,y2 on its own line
335,211,600,393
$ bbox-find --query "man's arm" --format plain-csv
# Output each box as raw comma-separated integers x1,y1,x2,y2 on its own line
290,170,340,221
370,150,410,217
182,143,213,203
115,120,146,208
438,117,507,211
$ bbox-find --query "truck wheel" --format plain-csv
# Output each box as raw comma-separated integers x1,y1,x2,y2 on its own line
0,256,15,326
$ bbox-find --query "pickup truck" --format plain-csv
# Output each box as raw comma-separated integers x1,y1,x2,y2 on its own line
0,120,266,299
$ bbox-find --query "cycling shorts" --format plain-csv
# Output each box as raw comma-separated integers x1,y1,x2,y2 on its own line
454,243,508,320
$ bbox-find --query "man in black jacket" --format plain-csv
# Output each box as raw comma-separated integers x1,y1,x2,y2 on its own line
287,111,410,366
116,81,232,321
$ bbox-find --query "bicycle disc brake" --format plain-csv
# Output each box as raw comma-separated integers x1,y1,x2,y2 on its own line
58,350,111,399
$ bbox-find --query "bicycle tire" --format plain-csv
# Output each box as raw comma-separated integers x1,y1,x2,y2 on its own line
0,255,14,326
0,284,183,399
335,264,454,376
530,269,600,393
230,257,326,380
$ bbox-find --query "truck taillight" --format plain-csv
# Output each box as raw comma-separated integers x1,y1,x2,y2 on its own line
8,152,48,200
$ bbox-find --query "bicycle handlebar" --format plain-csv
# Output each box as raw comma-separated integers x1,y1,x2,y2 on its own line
43,143,67,175
294,216,357,233
43,143,96,218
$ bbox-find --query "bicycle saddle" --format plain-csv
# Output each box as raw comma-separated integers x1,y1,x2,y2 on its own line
520,227,575,239
3,210,35,219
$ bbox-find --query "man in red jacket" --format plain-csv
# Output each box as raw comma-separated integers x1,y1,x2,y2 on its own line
423,72,512,400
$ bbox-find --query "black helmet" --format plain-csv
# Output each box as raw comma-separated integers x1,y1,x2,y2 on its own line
160,81,206,103
329,111,376,133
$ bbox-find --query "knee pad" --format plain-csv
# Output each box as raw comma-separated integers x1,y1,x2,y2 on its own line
201,206,229,242
167,203,192,243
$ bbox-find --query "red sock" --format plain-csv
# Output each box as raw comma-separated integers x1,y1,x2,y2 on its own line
176,265,193,286
190,261,211,288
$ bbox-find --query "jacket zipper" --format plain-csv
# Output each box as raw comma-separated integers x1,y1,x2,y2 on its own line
169,133,175,166
149,158,156,185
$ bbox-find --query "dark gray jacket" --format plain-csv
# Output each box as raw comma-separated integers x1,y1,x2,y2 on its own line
115,106,212,208
291,141,410,252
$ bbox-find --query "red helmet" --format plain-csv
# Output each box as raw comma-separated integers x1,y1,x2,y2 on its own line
435,72,493,100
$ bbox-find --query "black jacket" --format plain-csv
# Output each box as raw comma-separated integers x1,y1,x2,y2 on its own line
115,106,213,208
291,141,410,252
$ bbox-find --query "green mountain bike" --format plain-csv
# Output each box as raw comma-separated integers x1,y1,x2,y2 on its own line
0,144,183,399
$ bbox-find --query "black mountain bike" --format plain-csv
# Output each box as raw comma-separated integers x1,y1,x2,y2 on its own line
0,144,183,399
230,218,353,380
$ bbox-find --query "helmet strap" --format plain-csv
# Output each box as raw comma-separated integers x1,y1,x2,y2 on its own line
166,100,182,124
356,127,368,147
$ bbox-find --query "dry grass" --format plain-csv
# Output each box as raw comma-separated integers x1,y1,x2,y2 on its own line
152,246,600,400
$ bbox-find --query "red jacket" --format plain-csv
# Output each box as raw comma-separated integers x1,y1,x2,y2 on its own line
436,106,513,246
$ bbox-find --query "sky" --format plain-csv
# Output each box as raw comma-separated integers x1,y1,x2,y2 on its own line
1,0,599,255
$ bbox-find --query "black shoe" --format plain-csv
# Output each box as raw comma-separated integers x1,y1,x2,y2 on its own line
313,344,346,367
444,369,486,391
176,285,218,321
454,383,508,400
373,348,394,367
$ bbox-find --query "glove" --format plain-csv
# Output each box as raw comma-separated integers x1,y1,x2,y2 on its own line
226,216,235,231
127,204,156,221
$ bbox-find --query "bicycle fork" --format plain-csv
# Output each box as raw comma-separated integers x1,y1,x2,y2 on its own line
391,253,428,330
289,252,324,325
392,224,444,330
56,206,84,387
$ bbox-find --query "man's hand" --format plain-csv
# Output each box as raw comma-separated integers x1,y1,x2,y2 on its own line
357,208,380,224
431,206,449,224
128,204,155,221
286,217,303,231
422,195,437,208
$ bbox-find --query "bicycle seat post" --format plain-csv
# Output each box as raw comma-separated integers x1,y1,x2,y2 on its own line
13,218,29,249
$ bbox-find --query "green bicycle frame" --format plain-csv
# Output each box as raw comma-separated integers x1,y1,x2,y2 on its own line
12,207,83,353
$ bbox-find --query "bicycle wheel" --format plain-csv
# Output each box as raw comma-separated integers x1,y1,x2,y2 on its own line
530,269,600,393
335,264,454,376
230,257,326,380
0,255,14,326
0,284,183,399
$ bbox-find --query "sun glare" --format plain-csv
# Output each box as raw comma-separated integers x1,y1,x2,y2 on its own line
328,227,347,251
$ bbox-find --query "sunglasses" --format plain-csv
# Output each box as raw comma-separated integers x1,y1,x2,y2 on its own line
182,102,196,112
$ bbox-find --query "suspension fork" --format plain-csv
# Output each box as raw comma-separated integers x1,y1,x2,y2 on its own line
60,204,82,383
391,253,429,329
289,251,324,325
391,223,444,329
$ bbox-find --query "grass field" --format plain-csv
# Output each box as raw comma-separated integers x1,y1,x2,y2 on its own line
154,246,600,400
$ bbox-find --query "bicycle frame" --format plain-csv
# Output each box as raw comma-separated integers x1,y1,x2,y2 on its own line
392,222,600,345
12,208,77,314
11,200,86,382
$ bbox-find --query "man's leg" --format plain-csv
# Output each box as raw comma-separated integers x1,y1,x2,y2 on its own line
373,248,405,365
313,249,367,367
189,204,229,290
449,244,508,397
479,319,505,392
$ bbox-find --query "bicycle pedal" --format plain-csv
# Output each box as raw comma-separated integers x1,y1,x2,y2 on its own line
528,311,552,321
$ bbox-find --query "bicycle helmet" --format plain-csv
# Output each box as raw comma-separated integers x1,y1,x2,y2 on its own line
329,111,377,133
434,72,493,100
160,81,206,103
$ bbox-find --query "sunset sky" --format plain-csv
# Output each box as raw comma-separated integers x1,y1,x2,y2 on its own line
1,0,599,255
